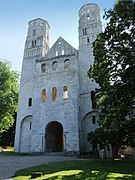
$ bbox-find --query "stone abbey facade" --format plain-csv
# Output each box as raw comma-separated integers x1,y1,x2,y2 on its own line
14,3,102,153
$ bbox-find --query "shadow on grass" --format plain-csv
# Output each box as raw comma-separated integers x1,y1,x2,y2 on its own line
13,160,135,180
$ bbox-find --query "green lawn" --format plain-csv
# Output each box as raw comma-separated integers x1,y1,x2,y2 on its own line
12,160,135,180
0,147,30,156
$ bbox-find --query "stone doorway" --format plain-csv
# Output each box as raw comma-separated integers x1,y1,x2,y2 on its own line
45,121,63,152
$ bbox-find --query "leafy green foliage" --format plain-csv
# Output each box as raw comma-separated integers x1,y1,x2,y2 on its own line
0,60,19,132
87,0,135,157
0,113,16,147
13,160,135,180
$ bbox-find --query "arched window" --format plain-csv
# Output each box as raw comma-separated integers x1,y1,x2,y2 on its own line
41,63,46,73
32,41,34,48
52,87,57,101
42,89,46,102
82,28,87,35
82,28,85,35
52,61,58,71
92,35,95,42
28,97,32,106
91,90,96,109
64,59,70,69
32,40,36,48
85,28,87,35
63,85,68,99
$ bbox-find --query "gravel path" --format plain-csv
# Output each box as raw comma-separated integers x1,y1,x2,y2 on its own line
0,155,77,180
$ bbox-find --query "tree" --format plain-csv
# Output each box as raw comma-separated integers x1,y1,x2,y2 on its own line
87,0,135,158
0,60,19,133
0,113,17,148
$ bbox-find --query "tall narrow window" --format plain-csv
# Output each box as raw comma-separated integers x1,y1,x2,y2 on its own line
52,87,57,101
41,63,46,73
62,49,64,55
34,40,36,47
32,41,34,48
82,28,87,35
63,86,68,99
30,122,32,129
42,89,46,102
87,37,89,43
92,35,95,42
82,28,85,35
28,98,32,106
32,40,36,48
33,30,36,35
92,116,96,124
85,28,87,35
91,90,96,109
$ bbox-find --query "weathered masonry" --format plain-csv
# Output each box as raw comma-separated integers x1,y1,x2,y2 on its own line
14,3,102,153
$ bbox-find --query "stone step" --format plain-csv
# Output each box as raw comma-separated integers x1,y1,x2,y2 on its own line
43,151,78,156
30,151,79,156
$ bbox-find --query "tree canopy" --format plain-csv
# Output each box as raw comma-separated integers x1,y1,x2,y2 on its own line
87,0,135,157
0,60,19,132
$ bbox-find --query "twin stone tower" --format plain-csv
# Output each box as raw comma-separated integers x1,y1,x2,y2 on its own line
14,3,102,153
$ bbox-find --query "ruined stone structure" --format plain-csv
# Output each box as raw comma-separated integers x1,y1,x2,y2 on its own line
14,3,102,153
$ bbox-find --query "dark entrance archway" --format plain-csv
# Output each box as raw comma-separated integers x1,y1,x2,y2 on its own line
45,121,63,152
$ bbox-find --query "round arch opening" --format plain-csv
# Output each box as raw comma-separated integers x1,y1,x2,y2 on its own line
19,115,32,153
45,121,63,152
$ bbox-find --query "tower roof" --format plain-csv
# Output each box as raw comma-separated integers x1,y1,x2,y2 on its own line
79,3,99,12
79,3,100,17
28,18,50,29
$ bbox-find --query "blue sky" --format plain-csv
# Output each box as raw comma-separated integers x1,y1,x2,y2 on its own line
0,0,115,72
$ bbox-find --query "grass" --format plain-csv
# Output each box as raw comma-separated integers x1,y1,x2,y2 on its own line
12,159,135,180
0,146,14,151
77,151,99,159
1,151,30,156
0,147,30,156
0,146,14,155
